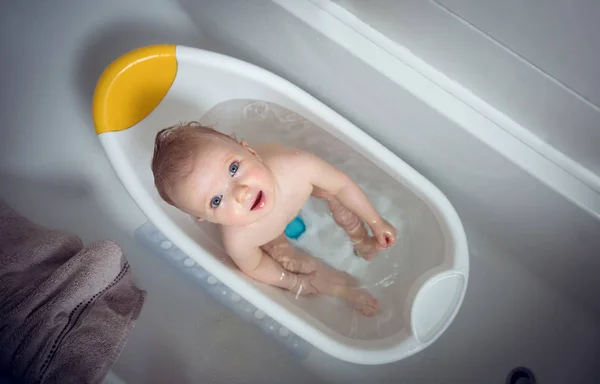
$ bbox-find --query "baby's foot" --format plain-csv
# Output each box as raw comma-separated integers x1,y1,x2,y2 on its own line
352,236,379,261
348,289,379,317
319,263,358,287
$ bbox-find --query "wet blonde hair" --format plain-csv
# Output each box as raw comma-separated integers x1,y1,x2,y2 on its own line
151,122,235,206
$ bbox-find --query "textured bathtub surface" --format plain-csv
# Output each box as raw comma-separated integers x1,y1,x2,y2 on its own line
134,220,312,358
199,100,445,340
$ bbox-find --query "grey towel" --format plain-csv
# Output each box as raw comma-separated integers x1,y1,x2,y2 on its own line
0,200,146,383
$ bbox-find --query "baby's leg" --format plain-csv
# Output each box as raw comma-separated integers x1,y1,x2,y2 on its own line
306,261,379,317
290,248,378,317
312,189,379,260
261,234,319,275
262,234,378,316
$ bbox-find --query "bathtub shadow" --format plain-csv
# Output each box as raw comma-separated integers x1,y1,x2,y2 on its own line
0,170,140,253
73,20,207,119
0,171,92,220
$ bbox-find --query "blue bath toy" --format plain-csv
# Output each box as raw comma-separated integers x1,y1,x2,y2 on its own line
285,216,306,240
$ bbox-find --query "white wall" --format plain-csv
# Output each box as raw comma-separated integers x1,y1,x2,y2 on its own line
334,0,600,188
438,0,600,106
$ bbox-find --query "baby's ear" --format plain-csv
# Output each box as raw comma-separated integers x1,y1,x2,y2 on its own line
241,140,262,162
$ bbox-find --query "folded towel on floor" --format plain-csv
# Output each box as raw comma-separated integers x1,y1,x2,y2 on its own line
0,200,146,384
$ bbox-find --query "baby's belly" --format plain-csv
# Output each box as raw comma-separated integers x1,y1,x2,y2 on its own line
256,202,308,246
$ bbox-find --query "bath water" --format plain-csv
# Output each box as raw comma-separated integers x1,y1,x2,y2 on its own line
199,100,442,339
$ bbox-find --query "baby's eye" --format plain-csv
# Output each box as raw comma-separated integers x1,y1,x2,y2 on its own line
210,195,222,208
229,161,239,176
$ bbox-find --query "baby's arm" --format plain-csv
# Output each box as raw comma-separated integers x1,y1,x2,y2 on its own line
301,152,396,248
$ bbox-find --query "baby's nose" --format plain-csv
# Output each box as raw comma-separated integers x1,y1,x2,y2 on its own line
233,183,249,204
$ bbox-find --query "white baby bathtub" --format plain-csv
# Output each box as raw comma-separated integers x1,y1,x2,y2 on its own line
92,45,469,364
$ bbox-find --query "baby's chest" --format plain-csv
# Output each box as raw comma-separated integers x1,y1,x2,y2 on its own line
277,182,313,222
246,191,311,246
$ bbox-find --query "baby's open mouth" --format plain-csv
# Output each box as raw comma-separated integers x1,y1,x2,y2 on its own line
251,191,265,211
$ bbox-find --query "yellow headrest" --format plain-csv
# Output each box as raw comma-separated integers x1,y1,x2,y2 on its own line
92,44,177,134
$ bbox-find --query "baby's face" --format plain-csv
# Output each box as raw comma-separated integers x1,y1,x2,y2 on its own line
172,137,276,226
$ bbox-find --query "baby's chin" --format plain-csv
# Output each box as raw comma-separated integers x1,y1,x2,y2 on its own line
222,217,261,227
222,210,272,227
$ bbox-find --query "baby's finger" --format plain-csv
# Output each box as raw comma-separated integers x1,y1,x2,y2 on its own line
385,231,397,246
376,232,391,248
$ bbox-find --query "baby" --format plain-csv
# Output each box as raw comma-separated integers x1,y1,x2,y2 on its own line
151,122,397,316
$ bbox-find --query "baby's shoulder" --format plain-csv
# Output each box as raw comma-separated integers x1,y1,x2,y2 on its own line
258,143,313,167
220,224,261,251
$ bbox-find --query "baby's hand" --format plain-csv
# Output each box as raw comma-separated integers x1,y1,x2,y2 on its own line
371,219,397,250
